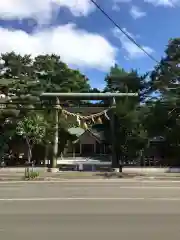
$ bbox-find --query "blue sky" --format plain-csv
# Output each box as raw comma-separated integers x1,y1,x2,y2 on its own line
0,0,179,89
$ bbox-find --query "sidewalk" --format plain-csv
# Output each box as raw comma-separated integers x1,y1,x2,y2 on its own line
1,170,180,181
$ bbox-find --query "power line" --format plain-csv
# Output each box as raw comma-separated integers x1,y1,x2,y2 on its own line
89,0,180,119
90,0,180,91
89,0,159,64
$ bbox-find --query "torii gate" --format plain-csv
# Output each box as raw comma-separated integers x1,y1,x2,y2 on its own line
41,92,138,172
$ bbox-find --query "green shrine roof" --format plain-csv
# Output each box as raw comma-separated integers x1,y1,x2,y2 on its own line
68,127,105,141
68,127,85,137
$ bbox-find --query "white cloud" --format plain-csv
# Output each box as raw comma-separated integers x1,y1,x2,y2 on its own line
0,24,117,70
113,0,131,3
0,0,94,24
144,0,180,7
112,0,131,11
113,27,154,59
130,6,146,19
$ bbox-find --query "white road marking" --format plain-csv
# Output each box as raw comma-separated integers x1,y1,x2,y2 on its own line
0,179,180,184
119,186,180,189
0,197,180,201
63,186,180,189
0,182,180,189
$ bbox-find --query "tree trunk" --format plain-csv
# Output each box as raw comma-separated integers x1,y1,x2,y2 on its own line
25,138,32,178
26,137,32,163
27,146,32,163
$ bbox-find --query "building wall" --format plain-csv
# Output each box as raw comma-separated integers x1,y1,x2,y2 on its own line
78,131,98,145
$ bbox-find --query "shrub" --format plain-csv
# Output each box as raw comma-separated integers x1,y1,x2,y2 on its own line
24,168,40,180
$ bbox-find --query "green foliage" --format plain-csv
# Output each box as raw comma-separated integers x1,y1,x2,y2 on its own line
32,54,91,94
16,113,47,163
24,169,40,180
104,64,149,101
2,42,180,167
0,109,18,159
147,38,180,163
0,52,91,104
103,64,148,162
16,114,46,145
0,52,92,164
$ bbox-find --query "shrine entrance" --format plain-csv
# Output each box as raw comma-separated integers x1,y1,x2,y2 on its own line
41,92,138,171
81,144,94,155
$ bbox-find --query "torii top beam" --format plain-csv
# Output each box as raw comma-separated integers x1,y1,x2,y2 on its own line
40,92,138,100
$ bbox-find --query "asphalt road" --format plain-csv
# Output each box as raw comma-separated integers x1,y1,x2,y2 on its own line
1,180,180,239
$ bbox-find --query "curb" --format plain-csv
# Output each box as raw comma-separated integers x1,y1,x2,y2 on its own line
0,178,180,183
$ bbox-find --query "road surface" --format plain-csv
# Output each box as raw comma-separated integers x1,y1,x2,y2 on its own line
0,180,180,239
